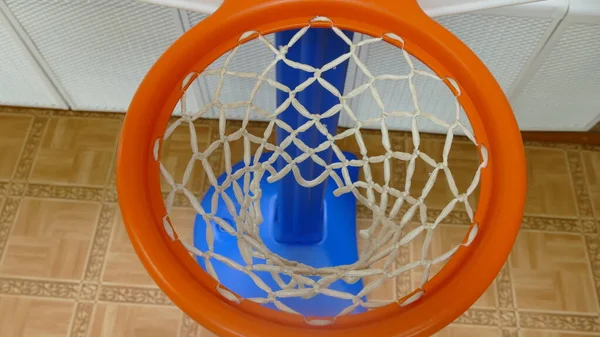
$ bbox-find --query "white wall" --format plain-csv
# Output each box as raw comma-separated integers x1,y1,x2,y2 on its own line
0,0,598,131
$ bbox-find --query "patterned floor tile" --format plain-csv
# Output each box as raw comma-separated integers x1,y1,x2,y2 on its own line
433,324,502,337
585,234,600,310
84,204,116,282
519,312,600,333
102,208,195,286
521,330,600,337
1,107,600,337
197,327,219,337
582,151,600,218
98,285,172,305
497,263,516,309
409,224,498,308
525,148,578,218
455,308,500,326
88,303,181,337
69,302,94,337
0,295,74,337
101,209,152,286
0,199,101,280
0,277,79,299
568,151,596,219
0,198,20,260
521,216,587,234
178,315,200,337
23,184,104,202
29,117,121,186
12,116,48,181
510,231,598,313
0,114,32,181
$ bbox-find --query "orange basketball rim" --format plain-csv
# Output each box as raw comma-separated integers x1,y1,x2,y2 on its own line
117,0,527,336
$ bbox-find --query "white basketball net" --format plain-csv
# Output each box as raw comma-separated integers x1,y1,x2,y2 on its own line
156,17,487,325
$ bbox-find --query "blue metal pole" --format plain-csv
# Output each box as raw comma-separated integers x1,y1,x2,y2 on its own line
274,29,353,244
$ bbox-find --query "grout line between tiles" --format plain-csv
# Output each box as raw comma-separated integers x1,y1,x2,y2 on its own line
7,114,35,183
0,198,22,267
13,115,50,182
579,151,599,221
0,293,77,304
516,309,600,316
69,302,95,337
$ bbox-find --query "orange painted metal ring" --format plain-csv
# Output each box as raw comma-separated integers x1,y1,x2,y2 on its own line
117,0,527,336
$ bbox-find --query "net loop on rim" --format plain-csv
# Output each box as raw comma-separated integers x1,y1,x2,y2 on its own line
156,16,487,325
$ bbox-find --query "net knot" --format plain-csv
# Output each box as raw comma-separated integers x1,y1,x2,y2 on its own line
277,46,289,61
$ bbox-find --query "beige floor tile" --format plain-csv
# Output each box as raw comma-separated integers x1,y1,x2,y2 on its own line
474,282,499,308
0,295,74,337
510,231,598,313
195,322,506,337
582,150,600,218
356,219,497,306
408,224,498,308
167,207,197,245
29,117,121,186
103,208,196,286
0,199,100,280
102,210,154,286
433,325,502,337
197,327,219,337
406,137,481,212
0,114,32,181
88,303,181,337
3,106,600,337
525,148,578,217
520,330,598,337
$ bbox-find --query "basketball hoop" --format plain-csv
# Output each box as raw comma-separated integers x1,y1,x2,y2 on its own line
117,0,526,336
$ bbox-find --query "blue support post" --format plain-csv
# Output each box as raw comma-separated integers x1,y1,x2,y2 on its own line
274,29,352,244
194,28,365,316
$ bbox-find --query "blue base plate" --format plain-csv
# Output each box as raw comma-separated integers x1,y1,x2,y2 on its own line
193,151,365,316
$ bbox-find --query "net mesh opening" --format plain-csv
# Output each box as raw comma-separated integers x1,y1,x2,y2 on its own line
155,16,487,325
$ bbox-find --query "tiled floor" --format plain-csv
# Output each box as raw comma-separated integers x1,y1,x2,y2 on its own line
1,105,600,337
